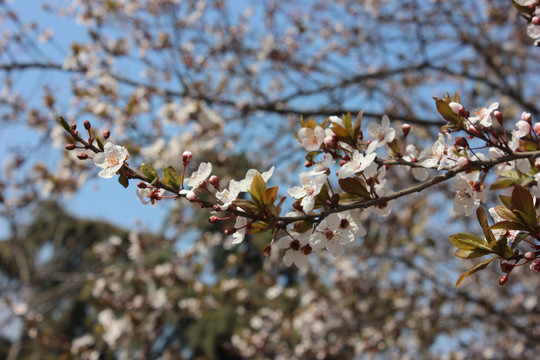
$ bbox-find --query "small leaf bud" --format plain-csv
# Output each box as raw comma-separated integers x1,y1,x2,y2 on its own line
65,144,76,150
77,153,88,160
103,129,111,140
137,181,148,189
524,251,535,260
182,151,193,166
209,175,220,190
402,124,411,137
70,123,77,131
83,120,91,130
209,216,220,223
224,228,236,236
499,274,509,285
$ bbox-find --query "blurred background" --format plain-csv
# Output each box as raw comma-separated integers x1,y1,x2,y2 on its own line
0,0,539,359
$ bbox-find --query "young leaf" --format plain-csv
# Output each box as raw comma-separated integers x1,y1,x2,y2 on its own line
353,109,364,140
493,205,521,223
455,248,492,259
489,221,529,232
338,178,370,199
249,172,267,210
95,136,105,151
489,179,516,191
58,116,71,132
491,238,515,260
476,207,496,245
263,186,279,206
435,99,461,123
141,163,158,181
449,233,491,251
511,185,536,226
455,257,497,286
163,166,180,190
118,174,129,188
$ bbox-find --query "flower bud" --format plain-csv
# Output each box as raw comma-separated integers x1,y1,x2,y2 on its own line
524,251,535,260
521,111,532,124
103,129,111,140
457,157,470,168
224,228,237,236
448,102,464,115
262,245,272,258
182,151,193,166
494,110,503,123
402,124,411,137
209,216,220,223
137,181,148,189
77,153,88,160
534,123,540,136
324,135,337,148
186,190,198,201
209,175,220,190
213,204,221,211
530,259,540,272
71,123,77,131
83,120,91,130
533,16,540,25
65,144,76,150
499,274,509,285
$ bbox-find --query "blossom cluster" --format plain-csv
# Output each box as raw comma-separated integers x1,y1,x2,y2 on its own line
62,91,540,284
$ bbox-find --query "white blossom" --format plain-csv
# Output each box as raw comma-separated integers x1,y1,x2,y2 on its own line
184,162,212,188
93,142,129,178
337,149,377,179
309,214,355,255
216,179,241,210
277,231,311,268
238,166,275,192
468,102,498,127
232,216,248,244
298,126,325,151
366,115,395,147
288,172,327,212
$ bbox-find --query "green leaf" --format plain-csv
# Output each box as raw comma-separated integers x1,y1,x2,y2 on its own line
141,163,158,181
449,233,491,251
338,178,370,198
452,90,461,104
476,207,496,245
489,179,516,191
489,221,529,232
456,257,497,286
511,185,536,226
163,166,181,190
493,205,521,223
499,194,512,208
455,248,492,259
343,112,354,138
96,136,105,151
232,199,258,212
118,174,129,188
58,116,71,132
491,238,515,260
249,172,267,210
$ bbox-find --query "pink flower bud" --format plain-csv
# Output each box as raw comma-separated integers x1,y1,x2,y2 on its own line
402,124,411,137
449,102,464,115
137,181,148,189
494,110,503,123
83,120,91,130
304,160,313,167
457,157,470,168
103,129,111,140
77,153,88,160
262,245,272,258
530,259,540,272
224,228,236,236
182,151,193,166
324,135,337,148
499,274,509,285
209,175,220,190
65,144,76,150
71,123,77,131
533,16,540,25
209,216,219,223
521,111,532,124
186,190,198,201
454,137,469,148
524,251,536,260
534,123,540,136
